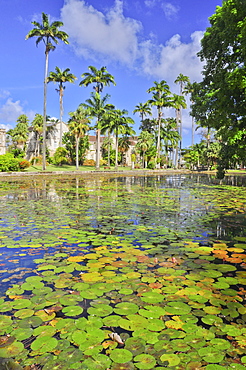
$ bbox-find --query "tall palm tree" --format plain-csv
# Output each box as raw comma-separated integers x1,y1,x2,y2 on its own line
79,66,116,93
174,73,190,162
68,107,91,170
133,102,152,125
26,13,69,170
147,81,172,168
81,92,114,169
101,108,135,170
171,93,187,168
47,67,77,147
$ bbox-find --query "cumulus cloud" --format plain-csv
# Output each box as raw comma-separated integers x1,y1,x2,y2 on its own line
0,92,35,129
161,2,179,19
0,98,24,123
140,31,204,85
61,0,142,65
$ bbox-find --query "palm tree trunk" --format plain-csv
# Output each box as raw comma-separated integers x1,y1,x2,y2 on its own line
42,47,49,171
76,136,79,170
115,129,118,170
96,125,100,170
59,86,64,147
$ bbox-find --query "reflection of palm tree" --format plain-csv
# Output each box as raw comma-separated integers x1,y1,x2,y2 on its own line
47,67,77,146
68,107,91,170
26,13,69,170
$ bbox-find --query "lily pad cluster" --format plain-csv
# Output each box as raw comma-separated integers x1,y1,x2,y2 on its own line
0,174,245,369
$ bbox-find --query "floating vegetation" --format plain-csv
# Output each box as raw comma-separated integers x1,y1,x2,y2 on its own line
0,174,245,369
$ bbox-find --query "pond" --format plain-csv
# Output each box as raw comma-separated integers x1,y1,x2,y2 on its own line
0,173,246,370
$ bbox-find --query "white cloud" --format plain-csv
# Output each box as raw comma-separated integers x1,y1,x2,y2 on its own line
61,0,142,65
161,2,179,19
140,31,204,86
0,98,24,123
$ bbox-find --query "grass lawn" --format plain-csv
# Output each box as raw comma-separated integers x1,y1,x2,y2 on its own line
26,164,133,172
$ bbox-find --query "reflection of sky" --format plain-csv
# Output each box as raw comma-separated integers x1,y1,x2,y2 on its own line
0,174,245,292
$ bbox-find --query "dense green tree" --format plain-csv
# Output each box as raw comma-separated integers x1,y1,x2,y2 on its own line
7,114,29,150
191,0,246,176
26,13,69,170
47,67,77,146
68,107,91,170
81,93,114,170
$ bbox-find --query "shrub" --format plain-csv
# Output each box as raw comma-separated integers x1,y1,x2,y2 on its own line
83,159,96,166
0,153,20,172
18,160,31,170
53,147,68,166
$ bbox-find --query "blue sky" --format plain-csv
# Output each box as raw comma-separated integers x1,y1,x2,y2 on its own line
0,0,221,148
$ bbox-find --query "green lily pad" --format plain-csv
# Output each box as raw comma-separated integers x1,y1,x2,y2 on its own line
31,335,58,354
88,304,113,317
0,341,24,358
134,354,156,369
62,305,83,317
110,349,133,363
114,302,139,315
140,292,164,303
160,353,180,366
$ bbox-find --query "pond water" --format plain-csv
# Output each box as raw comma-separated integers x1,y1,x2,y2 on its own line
0,173,246,370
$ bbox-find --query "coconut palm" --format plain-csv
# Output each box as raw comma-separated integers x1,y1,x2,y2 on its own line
81,92,114,169
102,109,135,169
147,81,172,167
79,66,116,93
174,74,190,161
136,130,155,168
171,93,187,168
133,102,152,124
32,113,43,157
25,13,69,170
47,67,77,146
68,107,91,170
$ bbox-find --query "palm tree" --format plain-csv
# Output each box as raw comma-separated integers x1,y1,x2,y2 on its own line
79,66,116,93
68,107,91,170
136,130,155,168
174,74,190,162
101,109,135,170
32,113,43,157
81,92,114,169
171,93,187,168
147,81,172,167
25,13,69,170
47,67,77,146
133,102,152,124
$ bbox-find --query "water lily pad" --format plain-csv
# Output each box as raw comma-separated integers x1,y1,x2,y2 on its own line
30,335,58,353
62,305,83,317
110,349,133,363
134,354,156,369
114,302,139,315
140,292,164,303
0,341,24,358
160,353,180,366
